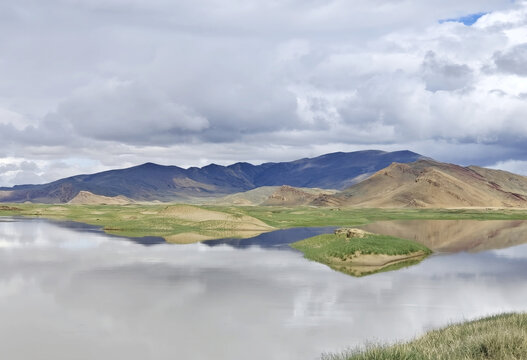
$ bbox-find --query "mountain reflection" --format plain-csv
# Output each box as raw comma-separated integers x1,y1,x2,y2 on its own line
361,220,527,252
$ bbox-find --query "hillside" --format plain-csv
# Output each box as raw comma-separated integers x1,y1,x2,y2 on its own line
205,186,337,206
0,150,422,203
261,185,337,206
207,186,281,206
322,160,527,208
68,191,133,205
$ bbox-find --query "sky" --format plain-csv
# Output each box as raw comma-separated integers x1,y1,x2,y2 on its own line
1,0,527,186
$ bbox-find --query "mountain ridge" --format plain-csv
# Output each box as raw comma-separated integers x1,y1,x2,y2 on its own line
311,159,527,208
0,150,424,203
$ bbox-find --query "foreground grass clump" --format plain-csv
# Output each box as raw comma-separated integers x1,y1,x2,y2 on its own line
324,313,527,360
291,230,431,276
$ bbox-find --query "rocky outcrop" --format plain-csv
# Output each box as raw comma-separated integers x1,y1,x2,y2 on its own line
334,228,372,238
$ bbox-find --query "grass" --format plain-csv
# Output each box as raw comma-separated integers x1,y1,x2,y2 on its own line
292,232,432,258
0,203,270,241
324,313,527,360
234,206,527,228
291,231,432,277
1,204,527,242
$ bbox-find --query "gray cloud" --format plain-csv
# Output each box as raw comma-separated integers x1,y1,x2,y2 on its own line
53,81,209,144
494,43,527,76
422,51,474,91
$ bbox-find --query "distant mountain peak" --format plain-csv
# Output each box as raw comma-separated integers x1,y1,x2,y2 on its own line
137,162,163,168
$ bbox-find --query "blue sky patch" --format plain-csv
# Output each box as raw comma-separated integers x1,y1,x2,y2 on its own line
439,12,488,26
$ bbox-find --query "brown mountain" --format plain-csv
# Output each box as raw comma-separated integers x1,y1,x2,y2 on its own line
313,159,527,208
261,186,337,206
68,191,133,205
203,186,336,206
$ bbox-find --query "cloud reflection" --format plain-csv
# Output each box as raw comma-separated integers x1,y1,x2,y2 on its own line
0,218,526,359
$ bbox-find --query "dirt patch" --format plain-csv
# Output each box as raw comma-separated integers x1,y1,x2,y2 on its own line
165,229,272,244
160,205,236,221
160,205,273,231
166,233,214,244
47,206,68,212
0,205,21,211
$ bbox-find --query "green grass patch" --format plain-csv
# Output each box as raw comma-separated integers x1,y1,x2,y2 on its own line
235,206,527,228
292,232,432,258
325,313,527,360
291,231,432,277
0,203,266,241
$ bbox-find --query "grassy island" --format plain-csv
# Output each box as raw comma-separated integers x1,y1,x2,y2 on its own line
325,313,527,360
291,228,432,276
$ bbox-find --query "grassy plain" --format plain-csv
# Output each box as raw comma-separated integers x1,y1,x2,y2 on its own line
237,206,527,228
324,313,527,360
0,203,274,242
1,204,527,242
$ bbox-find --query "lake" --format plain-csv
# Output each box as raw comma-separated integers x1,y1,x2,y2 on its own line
1,217,527,360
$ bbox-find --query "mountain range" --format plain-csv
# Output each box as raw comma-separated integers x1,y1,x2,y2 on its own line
209,158,527,208
0,150,423,203
1,150,527,208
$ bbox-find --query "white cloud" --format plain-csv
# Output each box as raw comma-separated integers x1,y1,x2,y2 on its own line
489,160,527,176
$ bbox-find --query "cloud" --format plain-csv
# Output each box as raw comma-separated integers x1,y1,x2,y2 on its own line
0,160,42,187
422,51,474,91
489,160,527,176
0,0,526,185
52,80,210,144
493,43,527,76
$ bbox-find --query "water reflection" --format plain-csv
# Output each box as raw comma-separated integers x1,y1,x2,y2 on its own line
4,216,166,246
0,218,527,360
361,220,527,252
203,226,336,249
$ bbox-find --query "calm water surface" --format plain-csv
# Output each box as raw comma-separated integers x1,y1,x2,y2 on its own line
1,218,527,360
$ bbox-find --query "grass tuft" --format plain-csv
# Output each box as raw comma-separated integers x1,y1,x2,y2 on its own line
326,313,527,360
